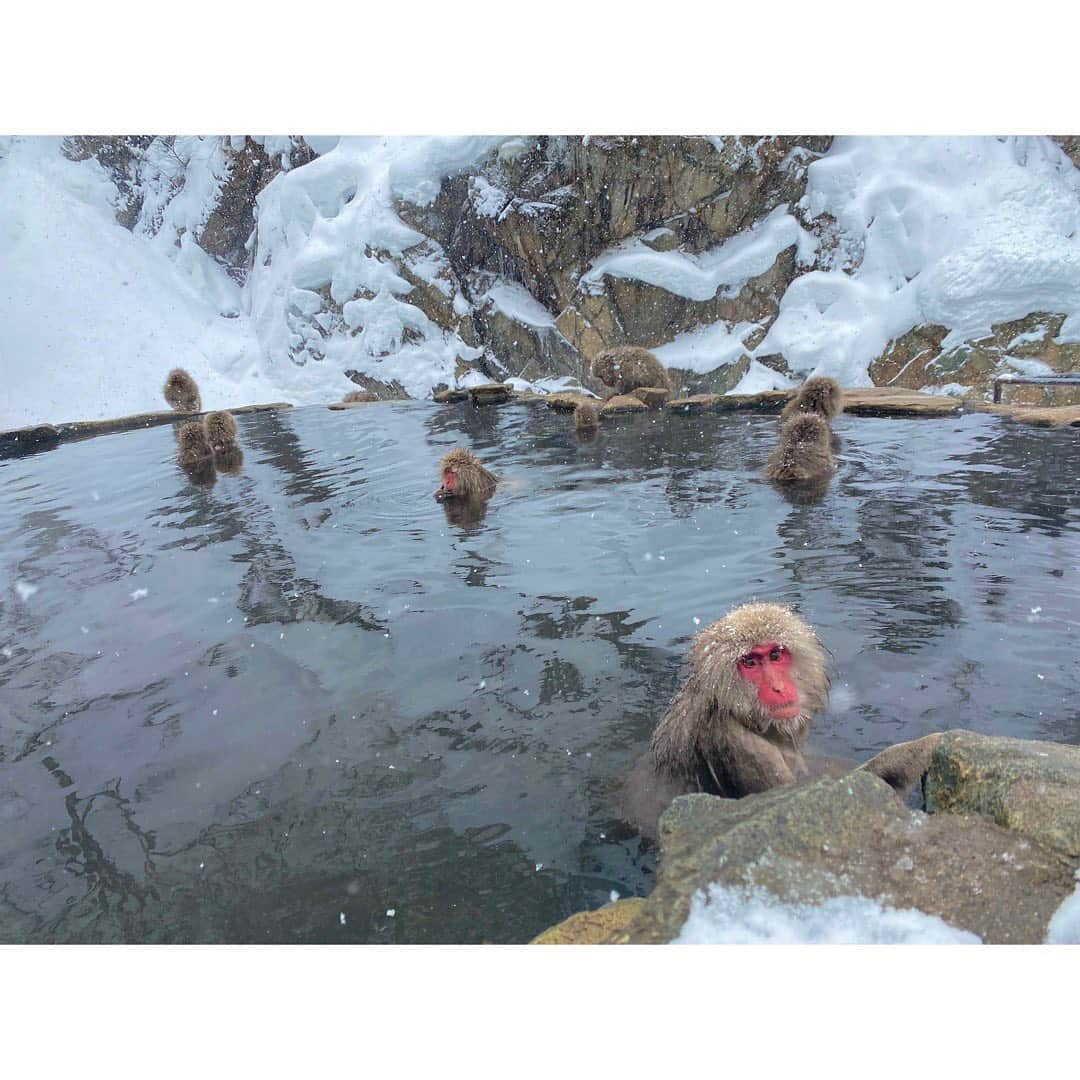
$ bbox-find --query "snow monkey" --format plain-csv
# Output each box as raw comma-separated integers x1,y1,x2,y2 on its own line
574,402,599,433
163,368,202,413
621,602,944,838
592,346,672,397
203,410,238,454
764,413,836,485
434,448,497,504
175,421,215,485
780,375,843,424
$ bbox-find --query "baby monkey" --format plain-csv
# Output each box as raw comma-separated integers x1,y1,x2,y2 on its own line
163,368,202,412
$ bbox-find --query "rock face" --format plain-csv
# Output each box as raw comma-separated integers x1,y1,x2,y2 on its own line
536,731,1080,945
926,731,1080,858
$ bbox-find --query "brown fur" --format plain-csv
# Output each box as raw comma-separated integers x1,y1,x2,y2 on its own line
343,389,378,403
592,347,672,395
177,421,212,469
858,733,943,794
214,444,244,475
203,410,238,453
764,413,835,484
622,603,829,838
780,375,843,423
164,368,202,412
574,403,599,431
435,448,497,502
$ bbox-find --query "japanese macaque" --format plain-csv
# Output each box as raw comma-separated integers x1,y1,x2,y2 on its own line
592,346,672,396
163,368,202,413
342,389,378,403
780,375,843,423
434,448,497,503
203,410,238,454
621,602,943,839
574,402,599,435
764,413,836,485
176,421,215,485
214,444,244,475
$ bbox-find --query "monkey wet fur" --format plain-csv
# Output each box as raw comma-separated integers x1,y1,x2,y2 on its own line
621,602,942,838
435,448,497,503
203,410,238,453
764,413,835,484
780,375,843,423
164,368,202,412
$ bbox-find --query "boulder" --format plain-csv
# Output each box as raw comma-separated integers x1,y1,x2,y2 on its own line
530,899,645,944
627,386,671,410
600,394,648,416
926,731,1080,858
612,772,1076,944
468,383,512,405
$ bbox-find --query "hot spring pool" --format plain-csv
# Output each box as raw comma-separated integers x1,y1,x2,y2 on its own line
1,401,1078,942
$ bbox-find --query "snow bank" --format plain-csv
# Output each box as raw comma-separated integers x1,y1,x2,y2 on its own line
744,136,1080,391
580,206,813,302
1046,875,1080,944
0,137,266,430
248,136,510,401
674,883,982,944
653,319,763,374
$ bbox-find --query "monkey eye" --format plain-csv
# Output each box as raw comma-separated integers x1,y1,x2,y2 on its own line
739,655,757,668
769,646,785,662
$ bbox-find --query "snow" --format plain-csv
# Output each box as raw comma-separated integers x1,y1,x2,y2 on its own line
580,206,812,302
653,319,761,374
483,280,557,327
674,884,982,944
0,137,267,430
1046,874,1080,943
749,136,1080,389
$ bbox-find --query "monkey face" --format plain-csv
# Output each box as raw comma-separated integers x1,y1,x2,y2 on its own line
434,467,458,501
736,642,801,721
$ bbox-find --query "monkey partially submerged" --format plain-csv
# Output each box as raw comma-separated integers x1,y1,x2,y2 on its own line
780,375,843,423
622,602,945,839
764,413,836,485
203,410,238,454
434,448,497,503
574,402,599,436
175,421,215,485
592,346,672,397
163,368,202,412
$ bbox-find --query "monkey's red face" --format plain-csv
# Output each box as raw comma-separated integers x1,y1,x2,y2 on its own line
435,467,458,501
737,642,801,720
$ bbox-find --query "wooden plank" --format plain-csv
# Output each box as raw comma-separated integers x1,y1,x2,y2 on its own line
0,402,293,458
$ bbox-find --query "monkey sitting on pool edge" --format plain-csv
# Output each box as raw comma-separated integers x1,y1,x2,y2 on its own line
620,602,943,840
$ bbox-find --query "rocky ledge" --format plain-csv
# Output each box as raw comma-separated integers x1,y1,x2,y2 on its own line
533,731,1080,944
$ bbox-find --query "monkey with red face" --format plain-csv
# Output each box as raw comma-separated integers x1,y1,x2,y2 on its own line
434,448,497,504
621,602,943,838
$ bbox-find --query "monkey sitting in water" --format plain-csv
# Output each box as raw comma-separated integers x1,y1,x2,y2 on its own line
780,375,843,423
434,448,497,503
175,421,215,485
574,402,599,439
764,413,836,485
592,346,672,397
164,368,202,413
203,410,238,454
621,602,944,839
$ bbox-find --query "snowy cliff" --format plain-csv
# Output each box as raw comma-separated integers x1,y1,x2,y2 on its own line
3,134,1080,430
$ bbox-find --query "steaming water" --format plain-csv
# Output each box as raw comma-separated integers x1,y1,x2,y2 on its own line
1,402,1078,943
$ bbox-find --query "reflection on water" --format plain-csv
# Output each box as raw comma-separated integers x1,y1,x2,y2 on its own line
1,404,1079,942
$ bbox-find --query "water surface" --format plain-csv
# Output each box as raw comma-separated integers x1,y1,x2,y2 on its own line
1,402,1078,942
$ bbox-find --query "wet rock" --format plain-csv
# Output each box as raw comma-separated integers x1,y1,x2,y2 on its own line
612,772,1076,945
926,731,1080,858
543,391,598,413
434,388,470,404
871,314,1080,403
628,387,671,410
530,898,646,944
600,394,648,416
665,390,792,413
467,383,511,405
840,388,962,417
343,372,410,400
